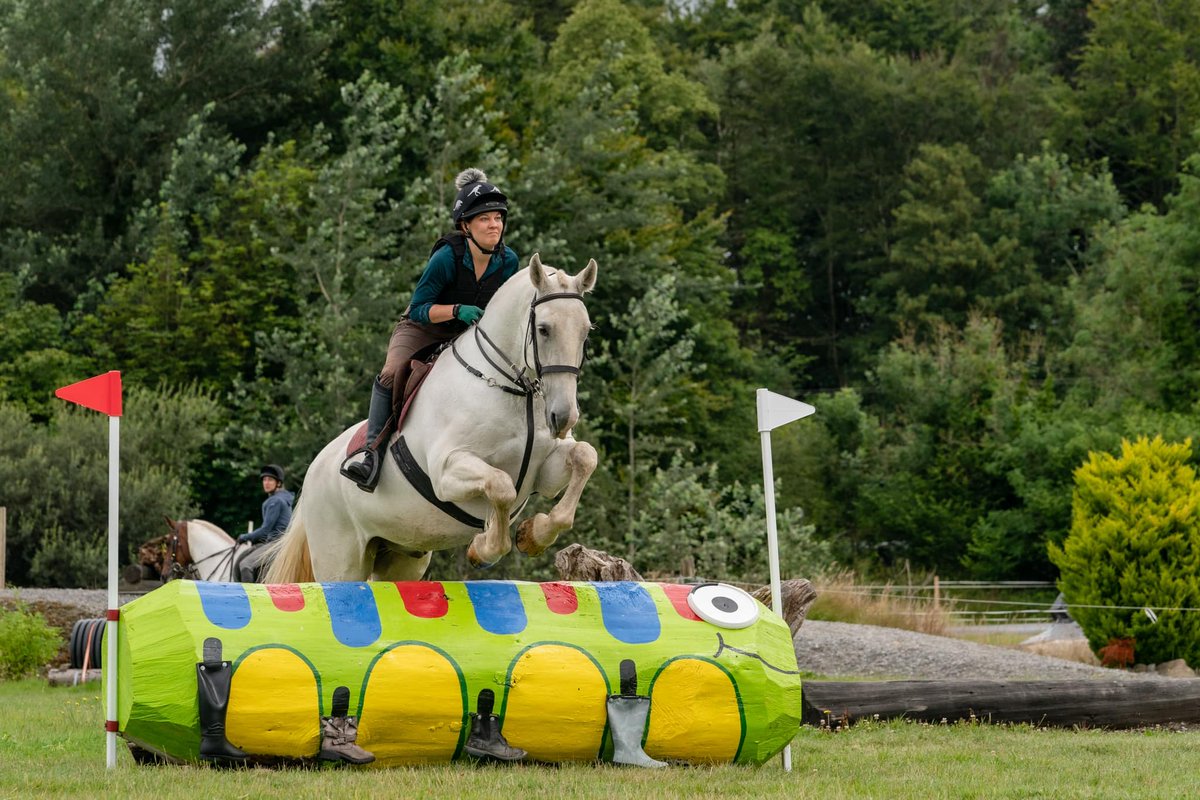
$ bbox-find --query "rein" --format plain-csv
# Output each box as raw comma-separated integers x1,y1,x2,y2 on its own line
163,520,238,581
397,289,586,529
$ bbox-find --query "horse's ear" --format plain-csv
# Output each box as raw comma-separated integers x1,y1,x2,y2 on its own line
164,515,176,531
528,253,547,291
576,258,598,294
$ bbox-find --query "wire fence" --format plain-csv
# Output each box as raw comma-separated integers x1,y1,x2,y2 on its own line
670,576,1200,626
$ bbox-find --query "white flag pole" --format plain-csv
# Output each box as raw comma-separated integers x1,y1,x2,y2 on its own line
106,414,120,768
756,388,816,774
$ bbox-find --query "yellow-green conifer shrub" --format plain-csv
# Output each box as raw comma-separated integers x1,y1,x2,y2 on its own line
1049,436,1200,667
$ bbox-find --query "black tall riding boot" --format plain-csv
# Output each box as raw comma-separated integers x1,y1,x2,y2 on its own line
340,376,392,493
464,689,525,762
606,660,666,768
196,637,247,764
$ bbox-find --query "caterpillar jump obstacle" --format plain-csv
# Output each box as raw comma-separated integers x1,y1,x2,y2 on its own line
108,579,803,767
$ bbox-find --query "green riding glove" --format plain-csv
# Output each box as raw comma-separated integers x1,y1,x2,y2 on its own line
455,304,484,324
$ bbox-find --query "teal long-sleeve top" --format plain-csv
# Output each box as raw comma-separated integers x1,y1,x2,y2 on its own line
407,242,520,325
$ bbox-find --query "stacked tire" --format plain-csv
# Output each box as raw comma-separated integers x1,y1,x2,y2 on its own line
69,618,106,669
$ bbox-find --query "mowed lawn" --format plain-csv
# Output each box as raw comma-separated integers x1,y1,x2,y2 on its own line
2,679,1199,800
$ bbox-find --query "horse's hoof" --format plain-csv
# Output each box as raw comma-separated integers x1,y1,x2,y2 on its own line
515,520,546,557
466,544,496,570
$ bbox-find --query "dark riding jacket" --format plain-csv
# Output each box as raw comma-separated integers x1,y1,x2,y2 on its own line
245,488,295,544
406,238,520,327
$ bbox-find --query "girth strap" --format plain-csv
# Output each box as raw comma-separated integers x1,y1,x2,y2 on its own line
390,436,533,530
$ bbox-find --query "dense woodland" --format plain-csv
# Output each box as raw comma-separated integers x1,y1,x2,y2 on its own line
1,0,1198,588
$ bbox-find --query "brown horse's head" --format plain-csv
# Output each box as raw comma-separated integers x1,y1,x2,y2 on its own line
153,516,192,581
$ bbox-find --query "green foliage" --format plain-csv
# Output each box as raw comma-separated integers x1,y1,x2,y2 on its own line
583,275,705,555
75,114,307,390
0,274,90,418
1050,436,1200,666
1076,0,1200,207
0,602,62,680
1056,150,1200,413
879,143,1126,350
633,454,833,583
0,385,220,586
0,0,323,305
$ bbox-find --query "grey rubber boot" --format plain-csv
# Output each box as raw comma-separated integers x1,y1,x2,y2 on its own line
340,376,392,492
319,686,375,765
196,637,248,765
606,660,666,768
464,689,526,762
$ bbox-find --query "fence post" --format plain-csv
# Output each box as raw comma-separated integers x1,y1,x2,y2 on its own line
0,506,6,589
933,575,940,610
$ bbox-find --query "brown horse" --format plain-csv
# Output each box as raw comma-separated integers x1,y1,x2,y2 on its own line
132,517,248,582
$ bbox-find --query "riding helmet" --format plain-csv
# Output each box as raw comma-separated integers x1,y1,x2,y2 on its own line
451,167,508,225
260,464,285,483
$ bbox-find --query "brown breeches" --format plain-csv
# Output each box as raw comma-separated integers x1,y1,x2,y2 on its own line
380,318,460,408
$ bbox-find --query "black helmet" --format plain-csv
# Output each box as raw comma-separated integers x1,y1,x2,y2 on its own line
451,167,508,225
260,464,285,483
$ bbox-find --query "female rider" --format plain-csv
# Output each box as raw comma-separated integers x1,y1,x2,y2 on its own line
341,168,520,491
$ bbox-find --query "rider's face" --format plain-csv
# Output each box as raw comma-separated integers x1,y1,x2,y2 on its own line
262,476,279,493
466,211,504,249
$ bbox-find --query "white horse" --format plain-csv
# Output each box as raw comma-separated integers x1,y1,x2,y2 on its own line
137,518,249,582
265,254,599,583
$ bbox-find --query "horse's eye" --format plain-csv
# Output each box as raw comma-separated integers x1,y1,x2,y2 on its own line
687,583,760,629
537,324,550,337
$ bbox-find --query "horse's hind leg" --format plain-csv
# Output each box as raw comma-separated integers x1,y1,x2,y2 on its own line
435,452,517,567
516,439,597,557
370,540,432,582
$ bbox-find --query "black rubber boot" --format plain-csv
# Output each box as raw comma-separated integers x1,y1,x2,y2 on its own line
464,689,525,763
196,637,247,765
340,376,392,493
319,686,375,765
606,660,666,768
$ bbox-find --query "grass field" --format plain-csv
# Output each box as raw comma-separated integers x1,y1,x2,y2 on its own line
3,679,1199,799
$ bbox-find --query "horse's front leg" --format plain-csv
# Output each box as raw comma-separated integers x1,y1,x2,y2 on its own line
435,451,517,567
516,438,597,557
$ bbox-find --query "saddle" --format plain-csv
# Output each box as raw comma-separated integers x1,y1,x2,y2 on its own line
345,345,443,457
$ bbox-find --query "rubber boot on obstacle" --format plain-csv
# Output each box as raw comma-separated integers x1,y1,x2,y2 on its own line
319,686,375,765
607,660,666,768
464,688,526,763
340,376,392,493
196,637,248,765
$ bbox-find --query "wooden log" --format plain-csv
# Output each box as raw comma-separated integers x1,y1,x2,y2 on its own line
47,667,102,686
802,679,1200,730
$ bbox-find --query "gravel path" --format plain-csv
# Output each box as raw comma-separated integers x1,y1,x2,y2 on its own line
794,620,1159,680
2,587,1166,681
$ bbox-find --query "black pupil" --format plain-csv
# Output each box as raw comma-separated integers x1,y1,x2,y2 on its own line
713,596,738,613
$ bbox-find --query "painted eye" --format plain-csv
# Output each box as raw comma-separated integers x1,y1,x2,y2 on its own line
687,583,760,629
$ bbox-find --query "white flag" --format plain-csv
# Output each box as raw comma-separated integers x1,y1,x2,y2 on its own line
756,388,815,432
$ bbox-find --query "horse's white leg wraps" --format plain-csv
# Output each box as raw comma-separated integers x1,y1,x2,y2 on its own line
436,452,517,567
517,440,597,557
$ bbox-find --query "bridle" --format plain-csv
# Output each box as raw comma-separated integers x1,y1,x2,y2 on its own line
162,520,238,582
453,290,587,398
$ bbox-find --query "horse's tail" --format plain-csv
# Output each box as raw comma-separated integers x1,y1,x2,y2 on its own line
262,506,313,584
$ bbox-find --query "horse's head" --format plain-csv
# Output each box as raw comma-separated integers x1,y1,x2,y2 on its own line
526,253,597,437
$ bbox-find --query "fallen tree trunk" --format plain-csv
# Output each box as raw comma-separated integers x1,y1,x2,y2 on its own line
802,679,1200,730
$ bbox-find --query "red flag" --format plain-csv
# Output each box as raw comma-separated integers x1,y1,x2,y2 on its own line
55,371,123,417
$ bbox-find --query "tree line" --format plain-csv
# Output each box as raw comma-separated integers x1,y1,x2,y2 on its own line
1,0,1197,587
